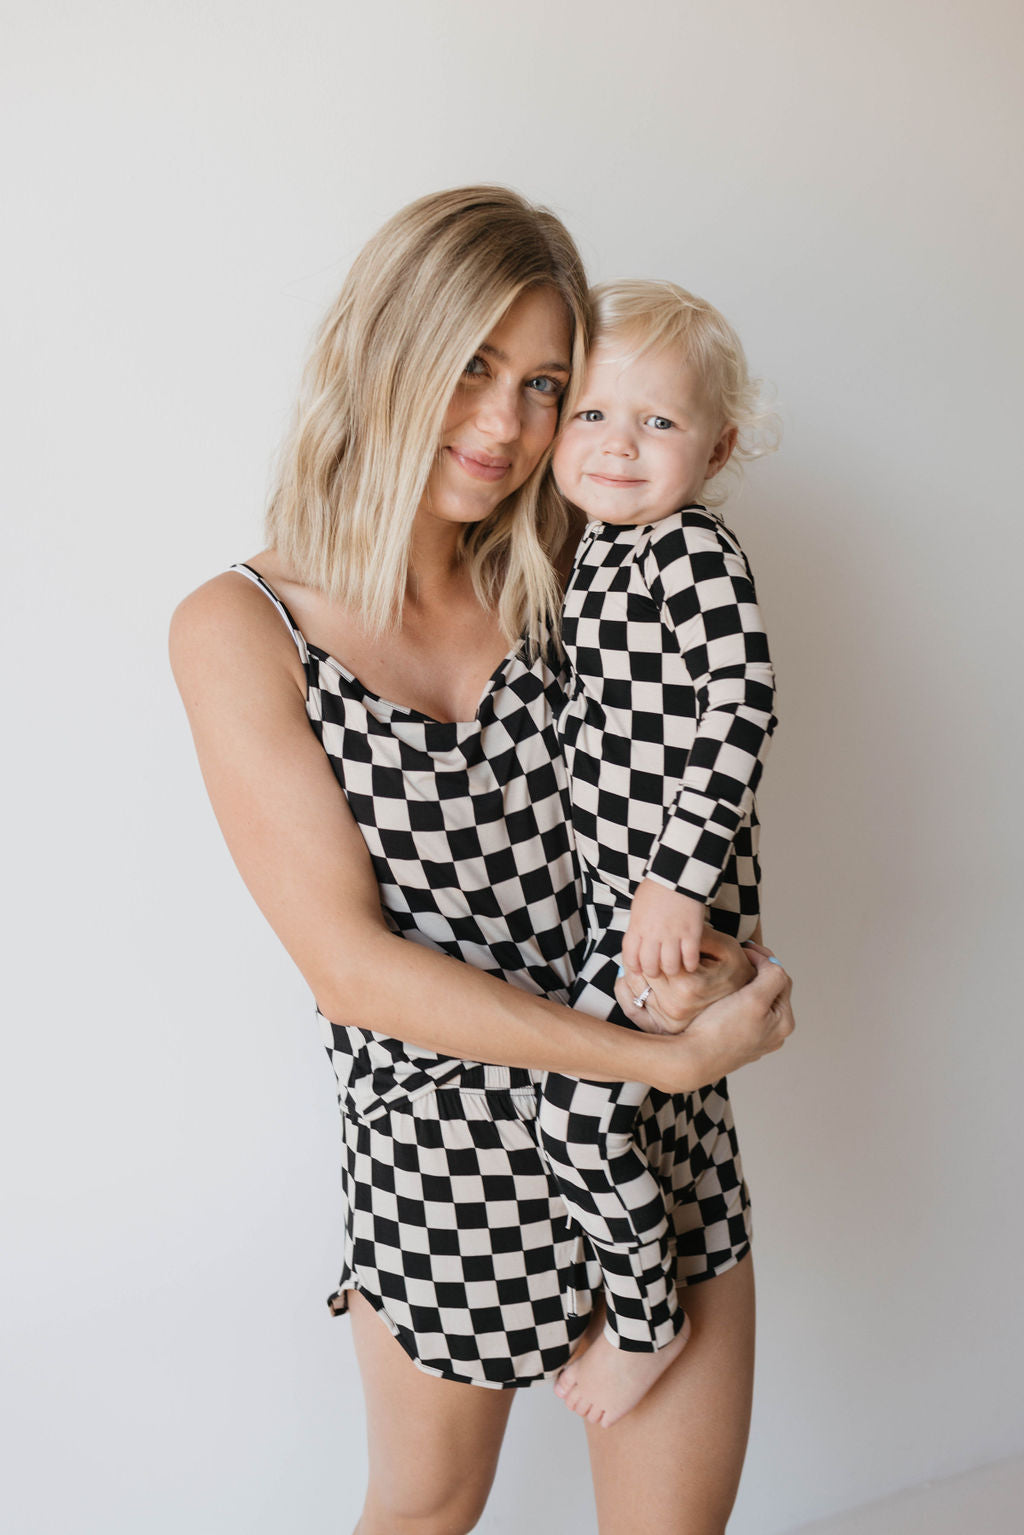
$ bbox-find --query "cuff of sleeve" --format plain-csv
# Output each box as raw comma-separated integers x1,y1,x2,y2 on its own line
643,795,742,901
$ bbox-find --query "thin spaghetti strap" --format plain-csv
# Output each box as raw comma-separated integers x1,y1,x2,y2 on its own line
229,562,309,664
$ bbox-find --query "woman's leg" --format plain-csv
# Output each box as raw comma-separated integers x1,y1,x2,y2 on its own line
585,1256,756,1535
348,1291,516,1535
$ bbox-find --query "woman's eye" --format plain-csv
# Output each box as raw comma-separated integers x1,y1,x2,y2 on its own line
645,415,673,431
578,409,603,422
527,376,563,398
463,355,488,378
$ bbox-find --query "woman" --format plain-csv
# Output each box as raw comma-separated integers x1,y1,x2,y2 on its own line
170,186,793,1535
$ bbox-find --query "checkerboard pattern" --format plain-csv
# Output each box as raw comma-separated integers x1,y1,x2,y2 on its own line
229,564,752,1386
327,1066,595,1386
558,506,776,923
539,913,681,1350
231,563,584,1125
539,896,754,1350
326,1051,750,1387
538,508,772,1349
572,903,754,1300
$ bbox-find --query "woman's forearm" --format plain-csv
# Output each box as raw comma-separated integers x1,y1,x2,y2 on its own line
317,927,700,1094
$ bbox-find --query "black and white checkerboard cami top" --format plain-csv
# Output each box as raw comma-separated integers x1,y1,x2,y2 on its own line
230,565,585,1122
558,507,777,938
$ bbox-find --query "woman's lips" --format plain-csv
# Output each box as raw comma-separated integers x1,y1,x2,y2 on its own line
447,446,511,482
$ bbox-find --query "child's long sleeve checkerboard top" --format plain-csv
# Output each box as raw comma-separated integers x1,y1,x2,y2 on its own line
558,506,777,913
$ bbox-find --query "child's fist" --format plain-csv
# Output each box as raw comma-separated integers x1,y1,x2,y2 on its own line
622,880,708,976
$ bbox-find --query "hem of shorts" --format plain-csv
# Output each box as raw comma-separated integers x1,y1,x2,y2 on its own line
328,1280,584,1390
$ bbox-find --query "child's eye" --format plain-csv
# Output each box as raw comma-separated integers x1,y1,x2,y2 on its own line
578,409,604,422
645,415,674,431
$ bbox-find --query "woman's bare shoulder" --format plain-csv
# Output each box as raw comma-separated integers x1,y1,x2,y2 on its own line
168,555,300,692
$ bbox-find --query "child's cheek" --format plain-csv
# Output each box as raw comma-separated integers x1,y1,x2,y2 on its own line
551,431,577,495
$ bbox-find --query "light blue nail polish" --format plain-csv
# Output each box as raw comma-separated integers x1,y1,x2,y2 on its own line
616,965,625,977
767,956,783,966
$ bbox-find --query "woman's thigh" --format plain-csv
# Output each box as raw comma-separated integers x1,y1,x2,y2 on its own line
349,1290,516,1535
585,1256,756,1535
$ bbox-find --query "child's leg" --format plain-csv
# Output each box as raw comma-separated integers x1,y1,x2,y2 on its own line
538,913,684,1354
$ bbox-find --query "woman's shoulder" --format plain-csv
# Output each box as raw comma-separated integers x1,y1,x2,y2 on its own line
169,553,304,694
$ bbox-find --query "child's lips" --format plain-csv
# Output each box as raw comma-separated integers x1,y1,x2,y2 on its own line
585,472,645,488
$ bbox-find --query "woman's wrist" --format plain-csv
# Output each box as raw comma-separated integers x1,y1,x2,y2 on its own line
605,1023,703,1096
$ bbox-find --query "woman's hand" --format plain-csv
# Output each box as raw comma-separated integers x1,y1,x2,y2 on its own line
635,947,794,1093
615,926,754,1035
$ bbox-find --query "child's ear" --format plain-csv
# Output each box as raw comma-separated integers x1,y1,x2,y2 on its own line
706,424,738,480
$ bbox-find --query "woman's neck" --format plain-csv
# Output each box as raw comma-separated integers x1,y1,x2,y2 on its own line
405,511,468,609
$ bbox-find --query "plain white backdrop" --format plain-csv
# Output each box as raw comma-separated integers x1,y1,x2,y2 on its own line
4,3,1023,1531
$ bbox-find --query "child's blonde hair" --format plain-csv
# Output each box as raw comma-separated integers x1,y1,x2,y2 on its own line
266,186,590,647
590,279,779,506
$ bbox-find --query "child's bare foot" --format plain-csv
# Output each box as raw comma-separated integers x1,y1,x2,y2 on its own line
553,1313,692,1428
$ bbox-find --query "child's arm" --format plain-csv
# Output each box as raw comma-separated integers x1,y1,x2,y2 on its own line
630,512,777,972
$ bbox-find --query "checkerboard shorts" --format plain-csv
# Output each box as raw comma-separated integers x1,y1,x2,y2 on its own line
327,1062,752,1388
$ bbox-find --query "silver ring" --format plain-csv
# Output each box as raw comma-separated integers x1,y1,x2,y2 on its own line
632,985,652,1008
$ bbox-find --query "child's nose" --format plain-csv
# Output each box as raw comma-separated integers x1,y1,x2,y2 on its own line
601,424,638,456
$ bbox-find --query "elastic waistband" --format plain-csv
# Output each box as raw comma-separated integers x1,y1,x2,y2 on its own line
447,1063,540,1093
340,1063,542,1125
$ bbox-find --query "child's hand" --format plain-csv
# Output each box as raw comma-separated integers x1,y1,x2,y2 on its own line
617,927,755,1033
622,880,708,976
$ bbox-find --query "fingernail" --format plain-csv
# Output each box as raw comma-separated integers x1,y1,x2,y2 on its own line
767,956,783,966
616,965,624,977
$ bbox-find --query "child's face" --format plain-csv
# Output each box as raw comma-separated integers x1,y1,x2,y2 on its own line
552,340,735,526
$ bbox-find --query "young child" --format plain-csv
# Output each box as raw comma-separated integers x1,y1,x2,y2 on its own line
540,280,779,1426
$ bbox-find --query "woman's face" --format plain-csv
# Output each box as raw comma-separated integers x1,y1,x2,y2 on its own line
420,286,572,527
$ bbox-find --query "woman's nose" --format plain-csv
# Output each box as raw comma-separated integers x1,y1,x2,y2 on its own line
473,384,521,442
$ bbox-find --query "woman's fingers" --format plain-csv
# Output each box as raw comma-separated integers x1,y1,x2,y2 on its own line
744,946,790,997
740,939,772,959
741,949,795,1045
614,971,685,1034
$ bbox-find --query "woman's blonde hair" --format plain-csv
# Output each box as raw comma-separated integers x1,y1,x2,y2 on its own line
590,280,779,506
266,186,590,647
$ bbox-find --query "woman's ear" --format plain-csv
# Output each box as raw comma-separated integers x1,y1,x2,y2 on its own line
706,423,738,480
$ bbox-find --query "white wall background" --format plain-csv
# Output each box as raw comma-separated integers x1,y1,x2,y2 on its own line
4,3,1022,1531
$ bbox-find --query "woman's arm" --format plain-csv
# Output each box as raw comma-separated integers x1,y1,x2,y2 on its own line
170,573,790,1095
